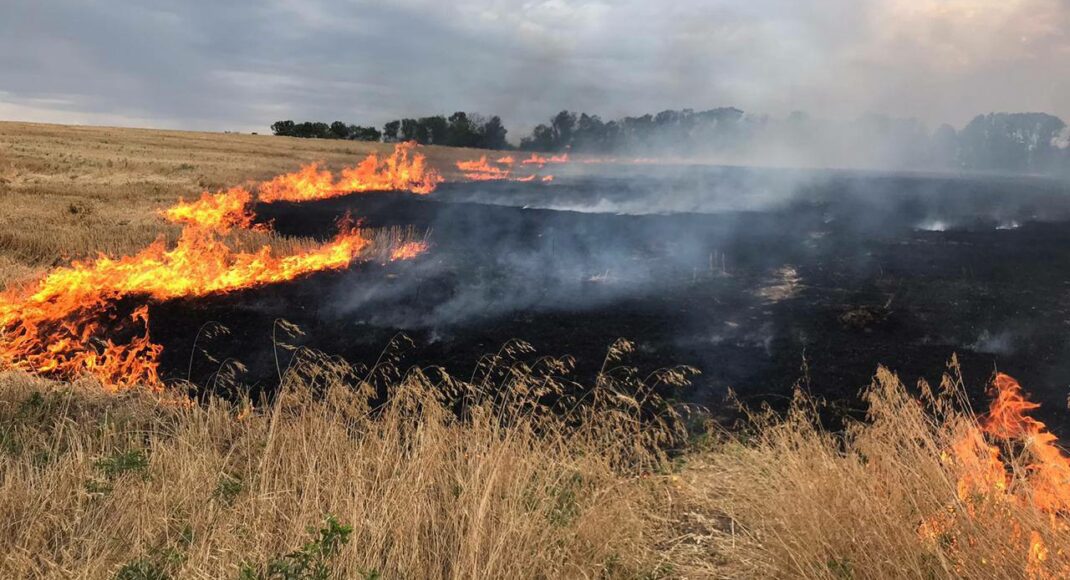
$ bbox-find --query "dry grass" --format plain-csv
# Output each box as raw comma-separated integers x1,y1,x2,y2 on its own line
0,340,702,579
2,121,1064,578
681,362,1070,579
0,121,486,288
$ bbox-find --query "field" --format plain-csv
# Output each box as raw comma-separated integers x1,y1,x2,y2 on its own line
3,122,1070,578
0,122,473,289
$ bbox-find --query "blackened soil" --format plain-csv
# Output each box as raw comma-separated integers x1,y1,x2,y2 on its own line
149,167,1070,434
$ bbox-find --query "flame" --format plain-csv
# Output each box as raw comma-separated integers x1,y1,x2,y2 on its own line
456,156,512,181
982,374,1070,513
0,142,444,389
457,155,557,183
521,153,569,167
920,373,1070,577
258,142,441,203
389,241,428,261
0,225,370,388
495,156,515,165
162,187,255,232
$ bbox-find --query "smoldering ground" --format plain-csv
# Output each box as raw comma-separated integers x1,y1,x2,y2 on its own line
152,165,1070,434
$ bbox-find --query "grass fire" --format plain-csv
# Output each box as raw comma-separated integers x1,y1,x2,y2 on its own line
4,3,1070,578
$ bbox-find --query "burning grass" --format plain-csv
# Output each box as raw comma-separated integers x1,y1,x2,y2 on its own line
0,341,695,579
688,358,1070,579
0,122,481,289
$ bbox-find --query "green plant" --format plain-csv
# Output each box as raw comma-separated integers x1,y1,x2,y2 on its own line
95,449,149,479
114,558,169,580
240,515,353,580
214,473,244,504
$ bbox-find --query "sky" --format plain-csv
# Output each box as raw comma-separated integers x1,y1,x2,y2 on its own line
1,0,1068,137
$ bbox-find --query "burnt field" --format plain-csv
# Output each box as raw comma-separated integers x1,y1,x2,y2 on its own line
149,165,1070,429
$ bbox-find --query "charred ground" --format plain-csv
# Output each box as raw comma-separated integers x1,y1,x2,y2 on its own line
147,165,1070,431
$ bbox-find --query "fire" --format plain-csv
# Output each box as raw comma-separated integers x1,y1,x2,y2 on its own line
0,225,370,388
521,153,569,166
495,155,515,165
456,156,512,181
0,141,440,389
456,154,559,183
921,372,1070,577
162,187,255,232
258,141,441,203
982,374,1070,513
389,241,429,261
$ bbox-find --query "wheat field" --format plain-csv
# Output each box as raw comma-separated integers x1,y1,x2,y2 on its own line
1,122,1065,579
0,122,475,289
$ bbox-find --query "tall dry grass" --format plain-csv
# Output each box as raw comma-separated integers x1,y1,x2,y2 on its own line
3,336,1068,578
0,339,699,579
687,360,1070,579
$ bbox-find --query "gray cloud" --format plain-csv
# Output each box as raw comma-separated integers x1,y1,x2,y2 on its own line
1,0,1067,135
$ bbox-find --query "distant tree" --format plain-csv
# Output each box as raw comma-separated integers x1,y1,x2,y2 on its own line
959,113,1067,172
419,115,449,144
550,110,577,149
382,120,400,142
271,120,296,136
573,113,606,152
446,112,481,147
329,121,350,139
479,115,509,150
520,124,555,151
348,125,382,142
291,121,330,139
400,118,419,142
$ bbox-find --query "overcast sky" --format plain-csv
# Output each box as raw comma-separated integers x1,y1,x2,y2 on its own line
2,0,1068,138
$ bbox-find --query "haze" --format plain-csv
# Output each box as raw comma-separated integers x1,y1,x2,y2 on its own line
2,0,1068,134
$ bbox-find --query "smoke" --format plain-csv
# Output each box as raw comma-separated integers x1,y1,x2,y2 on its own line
322,163,1070,334
1055,127,1070,150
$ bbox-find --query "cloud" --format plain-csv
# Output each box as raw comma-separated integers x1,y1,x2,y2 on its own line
0,0,1067,134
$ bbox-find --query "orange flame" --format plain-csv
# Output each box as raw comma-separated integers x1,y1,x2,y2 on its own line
456,156,512,181
258,142,441,203
0,142,444,389
521,153,569,167
0,225,369,388
495,155,515,165
162,187,255,232
457,155,557,183
389,241,428,261
921,373,1070,577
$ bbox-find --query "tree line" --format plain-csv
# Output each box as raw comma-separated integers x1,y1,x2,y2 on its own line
270,108,1070,175
271,112,507,149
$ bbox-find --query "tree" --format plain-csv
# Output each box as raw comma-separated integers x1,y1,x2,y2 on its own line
400,118,419,142
959,113,1067,172
271,120,296,136
418,115,449,144
550,110,577,149
479,116,509,150
520,124,555,151
382,120,400,142
348,125,382,142
329,121,350,139
447,112,480,147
